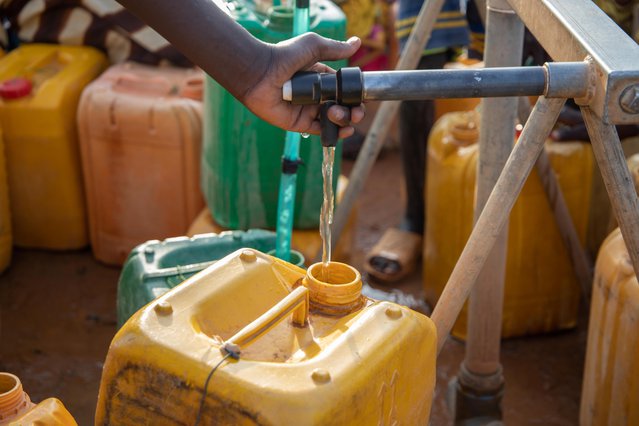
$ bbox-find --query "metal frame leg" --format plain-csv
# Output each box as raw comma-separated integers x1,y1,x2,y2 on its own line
452,1,522,422
582,107,639,277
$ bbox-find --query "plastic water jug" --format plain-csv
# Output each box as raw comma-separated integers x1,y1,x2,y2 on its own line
97,250,437,425
201,0,346,230
424,111,593,338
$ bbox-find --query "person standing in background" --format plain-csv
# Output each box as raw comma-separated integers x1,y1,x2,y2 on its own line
365,0,483,283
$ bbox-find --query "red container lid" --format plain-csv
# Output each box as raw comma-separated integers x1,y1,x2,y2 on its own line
0,78,32,100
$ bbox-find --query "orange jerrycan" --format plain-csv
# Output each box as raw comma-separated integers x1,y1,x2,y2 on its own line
0,372,77,425
96,250,437,425
0,44,107,249
580,228,639,426
78,62,205,265
424,111,593,338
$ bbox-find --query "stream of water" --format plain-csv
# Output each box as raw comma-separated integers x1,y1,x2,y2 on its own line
319,146,335,280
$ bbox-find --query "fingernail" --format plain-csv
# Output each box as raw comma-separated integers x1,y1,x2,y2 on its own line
333,109,344,121
347,36,359,45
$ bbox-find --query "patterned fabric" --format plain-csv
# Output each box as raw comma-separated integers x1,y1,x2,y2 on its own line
595,0,639,41
396,0,484,56
0,0,191,66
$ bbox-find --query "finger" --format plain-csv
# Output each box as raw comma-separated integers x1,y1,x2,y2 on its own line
304,33,361,62
338,126,355,139
327,105,351,127
350,105,365,124
308,62,336,73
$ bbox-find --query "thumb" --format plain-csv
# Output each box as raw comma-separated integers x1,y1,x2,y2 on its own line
293,33,361,66
313,35,361,62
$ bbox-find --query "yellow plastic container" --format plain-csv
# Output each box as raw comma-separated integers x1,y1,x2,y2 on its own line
424,111,594,338
187,175,357,265
0,372,76,425
96,250,436,425
580,227,639,426
0,127,10,273
0,44,107,249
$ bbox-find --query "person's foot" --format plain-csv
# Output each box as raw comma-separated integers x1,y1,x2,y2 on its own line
364,227,422,283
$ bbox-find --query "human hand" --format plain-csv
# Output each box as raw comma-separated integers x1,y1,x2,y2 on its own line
239,33,365,139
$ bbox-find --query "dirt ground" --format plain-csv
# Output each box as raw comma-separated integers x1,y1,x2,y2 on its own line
0,147,585,425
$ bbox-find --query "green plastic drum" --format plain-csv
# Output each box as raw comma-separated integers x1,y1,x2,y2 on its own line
116,230,282,327
202,0,346,230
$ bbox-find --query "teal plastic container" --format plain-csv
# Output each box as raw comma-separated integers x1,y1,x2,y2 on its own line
202,0,346,230
116,230,279,327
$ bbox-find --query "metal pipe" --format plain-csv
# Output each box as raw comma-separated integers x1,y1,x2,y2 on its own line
285,62,590,104
462,0,523,382
431,96,566,355
362,67,545,100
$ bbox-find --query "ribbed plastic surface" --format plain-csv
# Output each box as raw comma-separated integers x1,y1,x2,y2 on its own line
78,62,205,265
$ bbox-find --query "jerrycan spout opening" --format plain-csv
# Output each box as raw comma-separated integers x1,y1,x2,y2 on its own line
305,262,364,315
0,372,33,422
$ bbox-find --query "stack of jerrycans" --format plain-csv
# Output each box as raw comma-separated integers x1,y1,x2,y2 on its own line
580,153,639,426
98,250,437,424
424,110,594,338
78,62,205,265
202,0,346,230
0,44,107,250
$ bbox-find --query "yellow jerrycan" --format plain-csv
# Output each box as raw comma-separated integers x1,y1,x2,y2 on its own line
424,111,593,338
96,250,437,425
580,228,639,426
0,126,10,273
0,44,107,249
580,154,639,425
0,372,77,425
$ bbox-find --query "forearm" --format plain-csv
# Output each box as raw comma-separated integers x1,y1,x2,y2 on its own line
116,0,272,101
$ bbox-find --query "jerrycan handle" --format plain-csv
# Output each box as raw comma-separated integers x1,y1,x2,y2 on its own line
222,285,309,358
113,73,175,96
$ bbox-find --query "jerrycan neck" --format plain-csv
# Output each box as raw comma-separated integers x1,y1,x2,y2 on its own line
0,373,34,424
449,113,479,147
304,262,364,316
